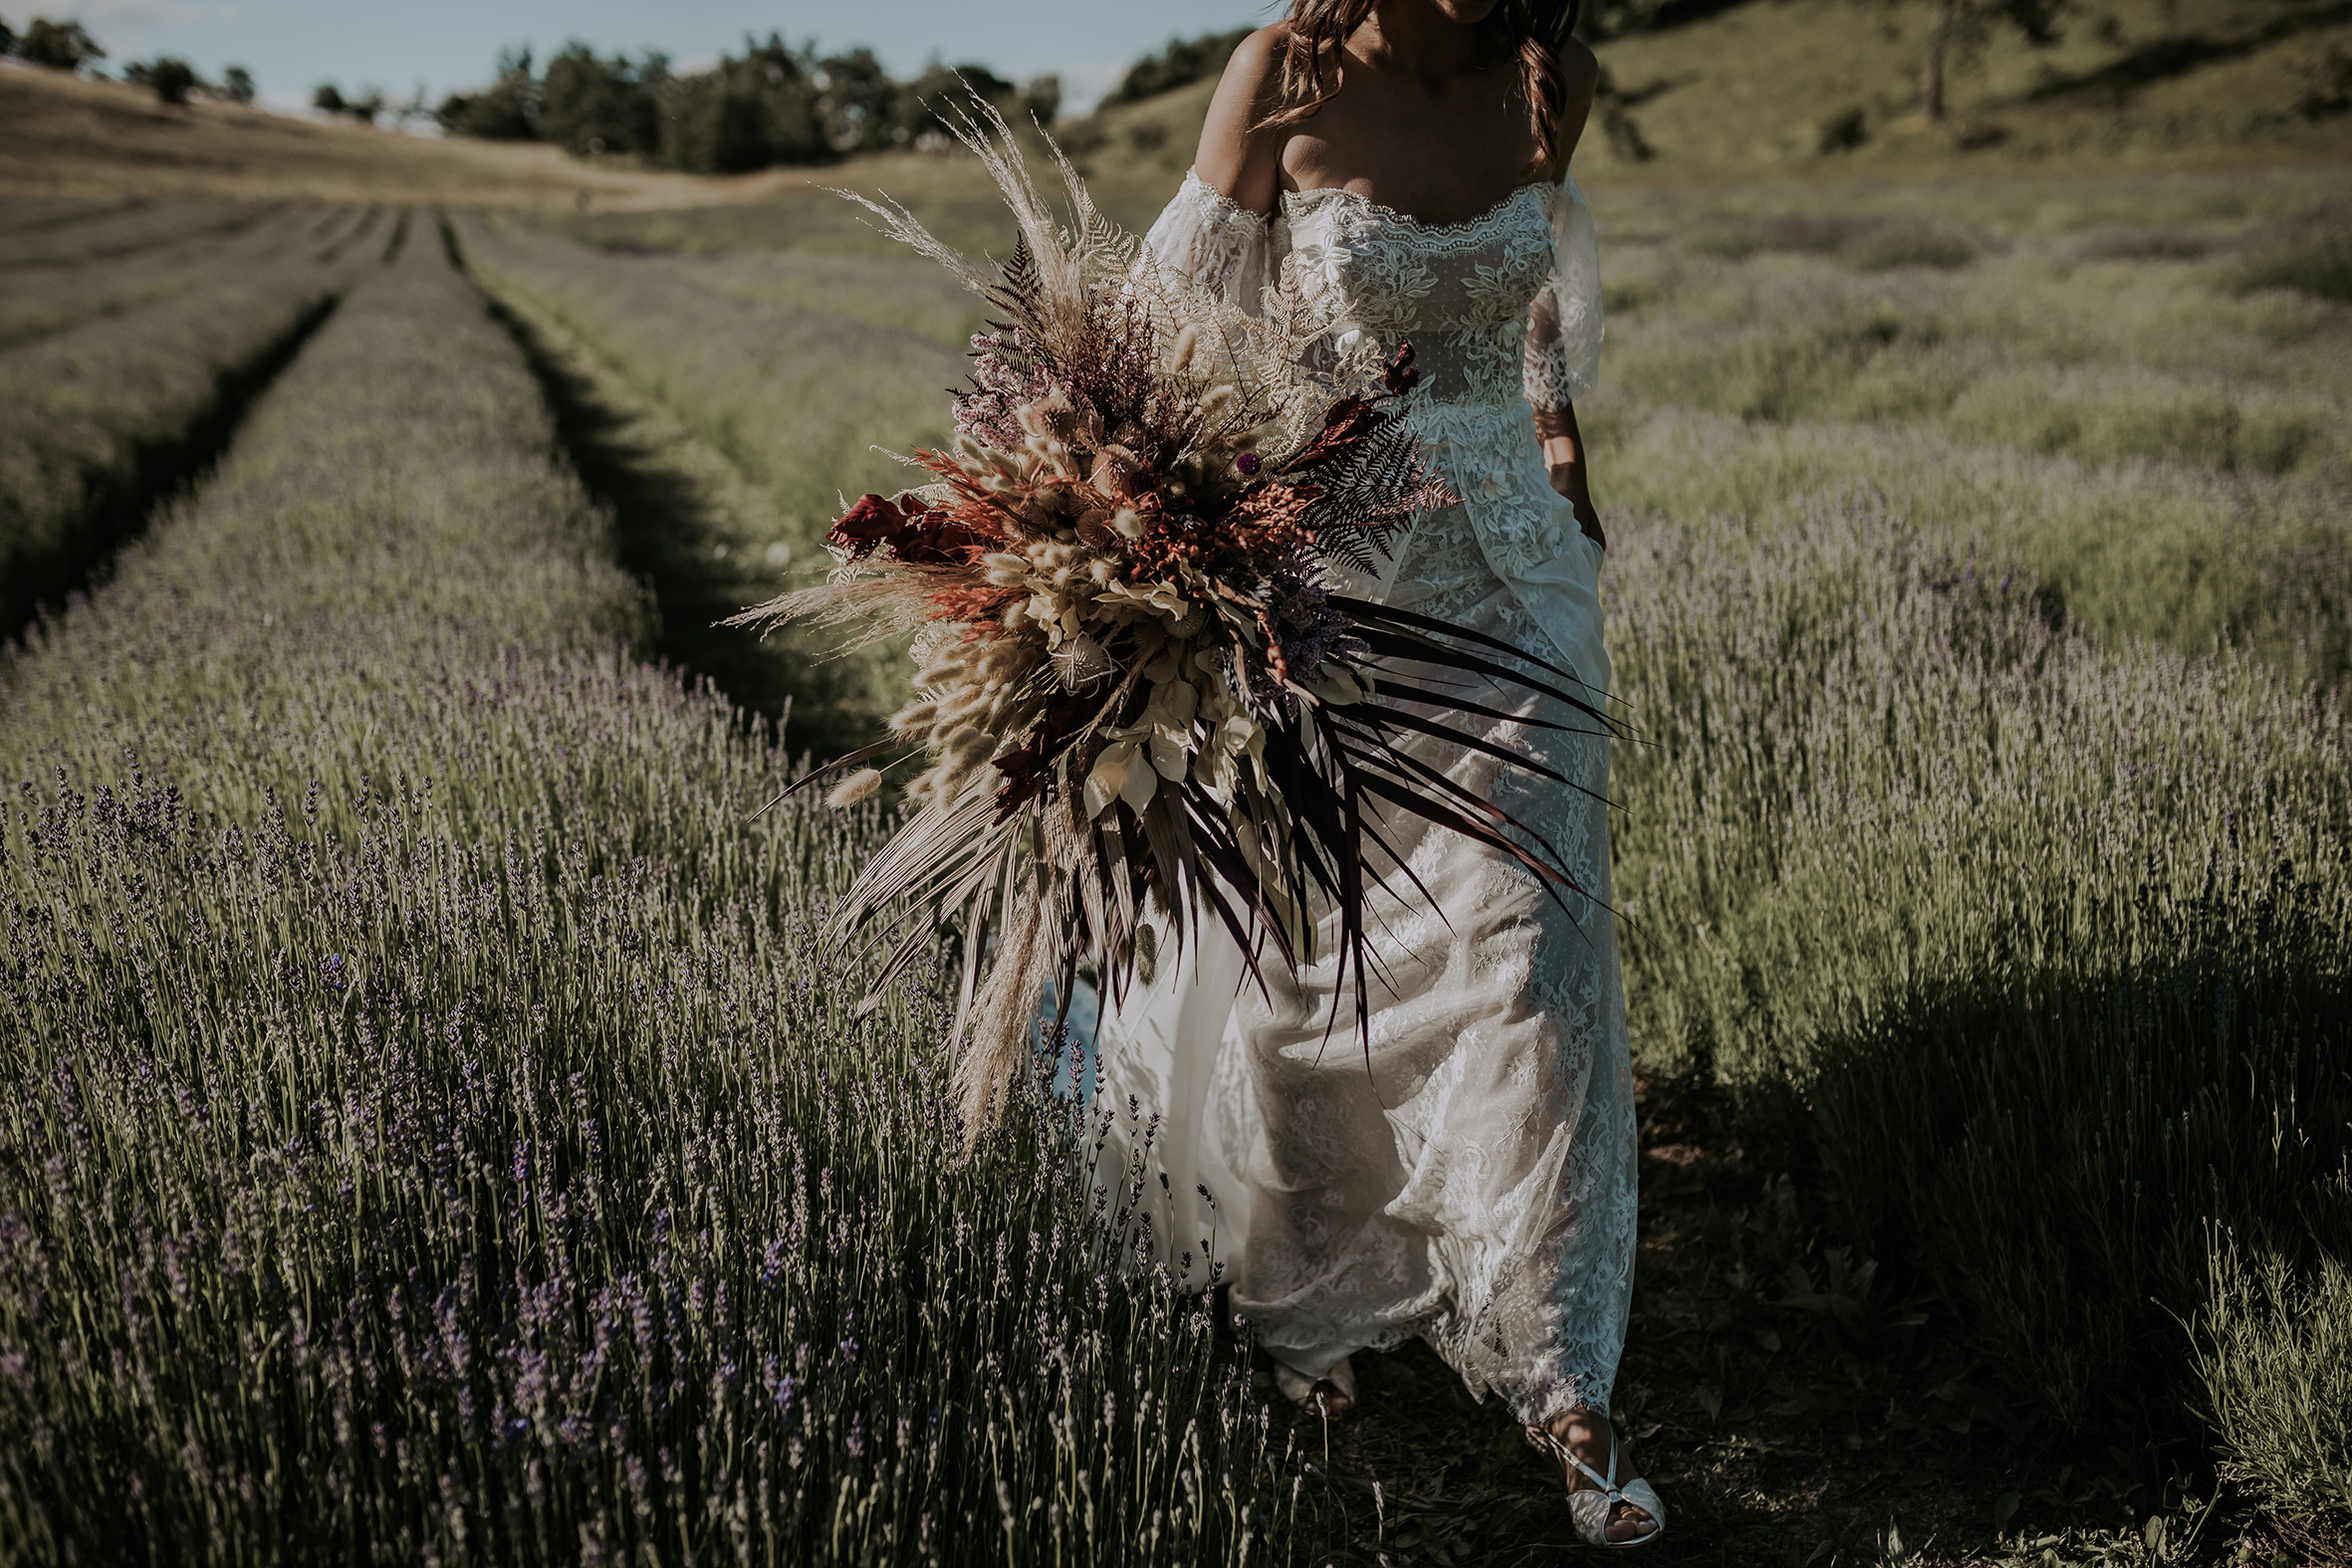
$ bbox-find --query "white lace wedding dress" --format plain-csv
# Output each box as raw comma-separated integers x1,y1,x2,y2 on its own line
1095,166,1632,1429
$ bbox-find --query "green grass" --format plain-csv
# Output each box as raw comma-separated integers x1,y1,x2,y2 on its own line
1049,0,2352,185
2196,1214,2352,1548
0,222,1294,1565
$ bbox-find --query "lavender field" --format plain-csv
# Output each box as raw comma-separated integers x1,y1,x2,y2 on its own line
2,158,2349,1566
1,219,1290,1565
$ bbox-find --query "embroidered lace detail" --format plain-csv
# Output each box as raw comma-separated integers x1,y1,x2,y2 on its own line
1107,164,1631,1426
1143,169,1273,317
1282,183,1552,409
1527,176,1605,405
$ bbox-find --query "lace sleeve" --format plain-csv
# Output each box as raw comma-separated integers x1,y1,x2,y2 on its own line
1141,167,1273,316
1522,170,1604,408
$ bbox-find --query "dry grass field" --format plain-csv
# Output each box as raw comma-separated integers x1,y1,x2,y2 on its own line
0,64,1173,210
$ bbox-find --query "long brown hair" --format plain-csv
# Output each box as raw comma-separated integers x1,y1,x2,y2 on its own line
1264,0,1583,176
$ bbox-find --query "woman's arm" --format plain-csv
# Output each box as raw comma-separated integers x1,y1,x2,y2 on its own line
1537,402,1604,549
1532,42,1603,547
1192,25,1294,211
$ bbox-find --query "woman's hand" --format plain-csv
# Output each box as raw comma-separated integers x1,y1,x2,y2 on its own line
1539,428,1605,552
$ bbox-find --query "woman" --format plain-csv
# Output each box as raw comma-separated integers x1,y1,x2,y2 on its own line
1094,0,1661,1548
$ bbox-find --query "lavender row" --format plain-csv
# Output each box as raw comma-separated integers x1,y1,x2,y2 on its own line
0,229,1296,1563
0,204,380,639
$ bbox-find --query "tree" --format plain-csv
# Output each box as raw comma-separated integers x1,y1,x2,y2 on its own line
658,39,825,172
892,60,1021,145
1022,75,1061,127
435,47,539,140
219,65,256,105
0,20,17,59
313,82,384,121
17,18,105,73
539,43,662,156
125,56,201,105
816,47,897,153
1912,0,2061,120
1101,28,1251,108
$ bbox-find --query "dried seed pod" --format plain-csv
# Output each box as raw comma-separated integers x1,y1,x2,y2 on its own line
1039,388,1085,444
1050,633,1119,693
1089,444,1140,495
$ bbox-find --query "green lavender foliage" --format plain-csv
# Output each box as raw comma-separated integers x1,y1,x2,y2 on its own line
455,212,975,550
0,196,298,269
0,230,1294,1565
449,163,2350,1505
2195,1209,2352,1534
1582,164,2352,1467
0,198,374,637
5,153,2348,1550
1587,165,2352,692
0,203,337,349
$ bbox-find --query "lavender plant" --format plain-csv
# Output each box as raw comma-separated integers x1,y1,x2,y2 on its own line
0,202,334,350
0,210,367,638
0,230,1297,1564
1602,498,2352,1443
1583,161,2352,689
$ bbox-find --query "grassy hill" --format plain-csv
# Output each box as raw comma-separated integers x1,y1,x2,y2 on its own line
1059,0,2352,185
0,63,1092,209
8,0,2346,213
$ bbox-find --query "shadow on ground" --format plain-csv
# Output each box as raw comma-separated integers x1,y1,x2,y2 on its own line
465,260,889,764
1260,1071,2038,1567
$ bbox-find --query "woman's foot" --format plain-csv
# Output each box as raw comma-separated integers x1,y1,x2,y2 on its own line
1532,1409,1662,1546
1272,1354,1356,1416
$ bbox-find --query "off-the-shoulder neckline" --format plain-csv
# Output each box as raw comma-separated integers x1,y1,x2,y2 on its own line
1283,180,1545,235
1176,167,1558,234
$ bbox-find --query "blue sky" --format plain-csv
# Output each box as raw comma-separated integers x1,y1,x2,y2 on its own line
36,1,1274,113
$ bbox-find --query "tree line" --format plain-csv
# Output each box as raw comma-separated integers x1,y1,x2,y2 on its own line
2,13,254,106
433,39,1061,173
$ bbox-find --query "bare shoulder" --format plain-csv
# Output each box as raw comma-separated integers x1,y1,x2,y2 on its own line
1549,36,1600,171
1193,24,1295,212
1555,36,1600,104
1220,22,1296,98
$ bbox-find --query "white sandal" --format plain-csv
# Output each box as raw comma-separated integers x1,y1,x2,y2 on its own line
1272,1354,1356,1415
1525,1422,1666,1548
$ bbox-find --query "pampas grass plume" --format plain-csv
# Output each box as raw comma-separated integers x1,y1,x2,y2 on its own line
825,768,882,808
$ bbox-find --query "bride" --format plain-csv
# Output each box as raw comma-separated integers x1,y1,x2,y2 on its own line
1093,0,1662,1548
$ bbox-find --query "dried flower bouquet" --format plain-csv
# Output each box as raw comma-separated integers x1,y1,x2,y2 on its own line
736,106,1617,1146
